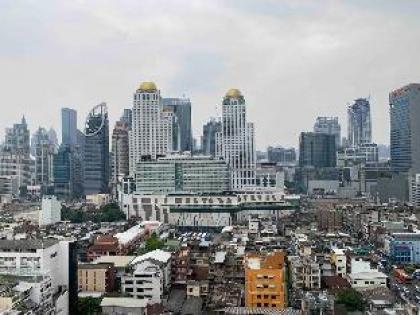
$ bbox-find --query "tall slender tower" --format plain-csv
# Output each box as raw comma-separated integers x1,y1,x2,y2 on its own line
84,103,109,195
129,82,172,174
112,120,129,195
217,88,256,189
347,98,372,147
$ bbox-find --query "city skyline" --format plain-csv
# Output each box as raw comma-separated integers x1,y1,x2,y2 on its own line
1,1,420,148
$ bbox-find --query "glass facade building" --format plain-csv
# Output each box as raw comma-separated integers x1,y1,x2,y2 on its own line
162,98,192,153
347,98,372,147
135,155,229,194
201,119,221,157
390,83,420,173
299,132,336,168
61,108,78,146
84,103,109,195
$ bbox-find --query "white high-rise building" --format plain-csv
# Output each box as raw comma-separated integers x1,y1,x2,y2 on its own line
217,89,256,189
39,195,61,226
129,82,173,174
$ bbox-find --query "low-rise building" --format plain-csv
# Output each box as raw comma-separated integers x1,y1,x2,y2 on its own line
348,271,388,289
78,263,116,293
245,251,286,309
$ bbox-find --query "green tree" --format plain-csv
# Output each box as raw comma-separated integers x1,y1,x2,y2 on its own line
335,288,365,312
145,232,164,252
77,297,102,315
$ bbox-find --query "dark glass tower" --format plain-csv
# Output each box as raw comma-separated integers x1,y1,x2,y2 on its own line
201,118,221,157
61,108,77,145
162,98,192,152
299,132,336,168
84,103,109,195
390,84,420,173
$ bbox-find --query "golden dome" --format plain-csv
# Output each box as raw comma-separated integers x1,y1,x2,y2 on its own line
138,81,157,92
225,88,242,98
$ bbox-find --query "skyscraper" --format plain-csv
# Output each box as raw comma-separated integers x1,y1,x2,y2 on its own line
111,120,129,195
347,98,372,147
217,89,256,189
299,132,336,168
390,83,420,173
61,108,77,145
314,116,341,148
129,82,173,174
162,97,192,152
84,103,109,195
5,116,30,156
32,127,55,186
201,118,221,157
53,144,83,199
0,116,31,189
120,109,132,130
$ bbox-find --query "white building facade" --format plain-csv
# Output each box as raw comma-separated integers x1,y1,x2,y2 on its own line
39,195,61,226
129,82,173,174
217,89,256,190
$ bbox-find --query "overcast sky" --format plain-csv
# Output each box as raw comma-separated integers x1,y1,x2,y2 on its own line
1,0,420,149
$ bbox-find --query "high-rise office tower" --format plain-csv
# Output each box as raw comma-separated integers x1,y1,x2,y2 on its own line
162,97,192,152
61,108,77,145
347,98,372,147
84,103,109,195
217,89,256,189
299,132,336,168
390,83,420,173
314,116,341,148
201,118,221,157
5,116,30,156
121,109,133,130
111,120,129,195
32,127,55,186
0,116,32,189
129,82,173,174
53,144,83,199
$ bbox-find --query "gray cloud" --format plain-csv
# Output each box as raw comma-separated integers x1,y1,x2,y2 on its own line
0,0,419,149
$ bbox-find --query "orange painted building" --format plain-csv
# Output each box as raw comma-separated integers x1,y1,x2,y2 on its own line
245,251,286,309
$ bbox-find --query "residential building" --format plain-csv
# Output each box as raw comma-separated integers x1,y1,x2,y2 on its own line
162,97,192,152
39,195,61,226
216,88,256,189
201,118,221,157
299,132,336,168
267,146,296,164
129,82,173,174
317,208,343,232
330,249,346,277
245,251,286,309
122,249,171,304
0,239,78,315
0,175,19,201
84,103,109,195
348,98,372,147
111,121,129,196
101,297,147,315
135,154,230,194
61,108,78,146
348,271,387,289
0,151,31,189
314,116,341,147
78,263,116,293
390,83,420,173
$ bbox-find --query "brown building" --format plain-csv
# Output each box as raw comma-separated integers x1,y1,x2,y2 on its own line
245,251,286,309
87,235,122,262
172,247,191,284
78,263,116,292
317,208,343,232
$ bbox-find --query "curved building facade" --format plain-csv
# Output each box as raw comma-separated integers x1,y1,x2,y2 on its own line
84,103,109,195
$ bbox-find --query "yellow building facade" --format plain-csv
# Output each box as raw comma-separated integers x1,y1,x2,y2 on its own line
245,251,286,309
